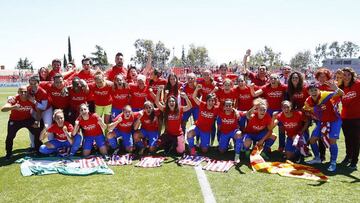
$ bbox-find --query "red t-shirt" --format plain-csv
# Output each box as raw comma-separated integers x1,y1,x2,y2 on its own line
195,102,219,132
341,80,360,119
68,87,90,112
244,112,272,134
304,91,338,122
90,83,113,106
214,74,238,87
260,84,287,110
218,110,239,134
47,122,74,142
276,111,304,138
129,84,150,109
198,80,216,102
235,86,255,111
47,69,61,81
77,113,103,136
140,109,161,131
290,87,309,110
74,70,95,84
215,88,237,107
27,86,51,110
111,87,131,110
248,72,269,86
165,108,183,136
147,78,167,97
114,112,140,133
106,66,127,82
182,84,197,106
9,95,34,121
46,84,70,109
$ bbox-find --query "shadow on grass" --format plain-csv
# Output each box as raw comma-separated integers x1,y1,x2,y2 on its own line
0,148,34,167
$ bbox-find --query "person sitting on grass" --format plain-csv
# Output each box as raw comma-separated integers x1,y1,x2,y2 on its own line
72,103,109,159
39,109,81,156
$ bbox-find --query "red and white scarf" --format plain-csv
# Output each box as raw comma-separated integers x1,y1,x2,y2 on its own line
202,160,234,173
107,154,133,166
135,156,166,168
177,155,207,166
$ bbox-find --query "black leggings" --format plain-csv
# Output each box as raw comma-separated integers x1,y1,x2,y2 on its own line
342,119,360,165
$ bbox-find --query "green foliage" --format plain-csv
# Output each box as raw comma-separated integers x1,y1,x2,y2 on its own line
290,50,314,70
169,56,183,67
186,44,210,67
15,57,33,71
90,45,109,71
249,46,284,70
133,39,170,69
63,54,68,69
314,41,360,66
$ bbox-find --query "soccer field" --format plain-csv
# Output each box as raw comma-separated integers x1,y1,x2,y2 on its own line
0,88,359,203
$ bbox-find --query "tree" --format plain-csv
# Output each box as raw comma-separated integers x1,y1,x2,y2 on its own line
314,43,328,66
68,36,73,63
341,41,360,58
63,54,68,69
16,57,33,71
328,41,342,58
249,46,284,70
181,45,187,66
133,39,170,69
169,56,183,67
290,50,314,70
90,45,109,70
186,44,210,67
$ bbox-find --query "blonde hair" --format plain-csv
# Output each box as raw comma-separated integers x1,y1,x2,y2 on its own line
52,109,64,120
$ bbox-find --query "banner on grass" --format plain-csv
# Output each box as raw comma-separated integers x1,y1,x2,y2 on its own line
202,160,234,173
250,146,328,182
107,154,133,166
135,156,165,168
18,156,114,176
177,155,207,166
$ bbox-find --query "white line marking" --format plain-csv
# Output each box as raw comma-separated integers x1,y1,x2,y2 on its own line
195,166,216,203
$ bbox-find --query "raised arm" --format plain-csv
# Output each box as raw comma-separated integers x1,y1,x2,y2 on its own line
242,49,251,74
155,86,166,111
192,84,202,106
180,92,192,112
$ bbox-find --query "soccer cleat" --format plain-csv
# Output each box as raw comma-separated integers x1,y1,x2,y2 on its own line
349,163,357,170
327,162,337,172
112,148,120,156
306,157,321,164
340,156,351,166
103,155,110,161
234,154,240,164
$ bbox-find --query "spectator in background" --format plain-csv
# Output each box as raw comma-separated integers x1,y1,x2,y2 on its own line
280,65,292,84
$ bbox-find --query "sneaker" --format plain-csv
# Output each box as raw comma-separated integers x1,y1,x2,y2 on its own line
103,155,110,161
340,157,351,166
234,154,240,164
349,163,358,170
327,162,337,172
190,147,196,156
5,153,12,160
306,157,322,164
112,148,120,156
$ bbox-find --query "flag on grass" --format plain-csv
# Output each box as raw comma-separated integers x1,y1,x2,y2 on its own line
17,156,114,176
135,156,166,168
250,146,328,182
107,154,133,166
202,160,234,172
177,155,207,166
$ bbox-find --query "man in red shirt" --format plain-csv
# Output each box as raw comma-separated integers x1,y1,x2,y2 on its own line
47,59,62,81
106,52,127,81
1,86,42,160
242,49,269,86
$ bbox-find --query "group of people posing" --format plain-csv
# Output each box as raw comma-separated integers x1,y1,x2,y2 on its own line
2,50,359,172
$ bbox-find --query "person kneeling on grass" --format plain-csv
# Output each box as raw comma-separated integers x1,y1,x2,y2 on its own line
242,98,276,159
133,101,161,155
187,84,219,156
155,86,192,155
39,109,81,156
217,100,243,163
107,105,140,155
72,103,109,159
273,101,310,162
303,81,344,172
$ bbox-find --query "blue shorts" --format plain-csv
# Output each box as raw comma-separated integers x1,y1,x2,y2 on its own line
182,107,199,122
238,116,247,129
193,126,211,149
111,107,122,121
83,134,106,150
132,108,142,112
219,129,239,151
114,128,133,148
49,139,71,149
285,137,297,153
311,118,342,139
140,129,159,147
243,130,268,142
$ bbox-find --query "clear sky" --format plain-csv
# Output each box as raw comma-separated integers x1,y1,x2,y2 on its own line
0,0,359,69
